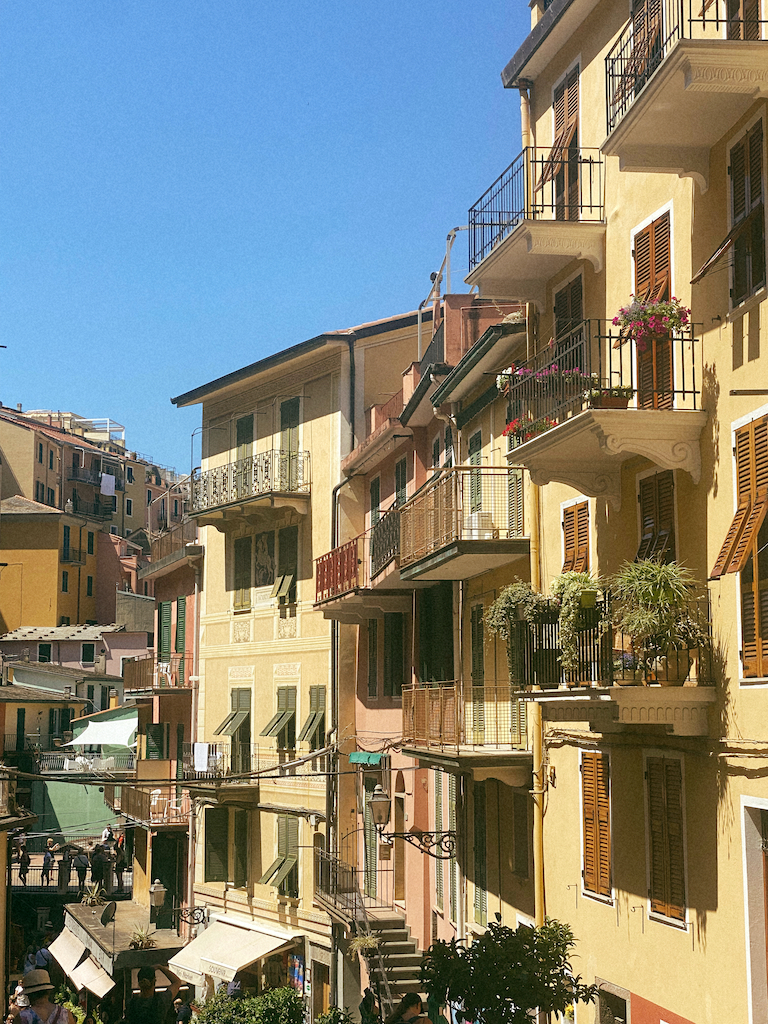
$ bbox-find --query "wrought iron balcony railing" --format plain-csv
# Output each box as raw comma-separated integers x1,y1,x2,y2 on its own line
67,466,101,486
182,742,326,781
501,320,701,449
371,508,400,578
605,0,768,134
71,495,113,520
60,547,86,565
191,449,310,514
149,519,198,562
399,467,524,568
123,652,192,690
507,593,713,689
402,680,528,750
468,146,604,270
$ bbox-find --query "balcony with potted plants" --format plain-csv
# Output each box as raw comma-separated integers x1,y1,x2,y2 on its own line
499,308,707,510
398,466,529,582
603,0,768,188
466,144,605,301
314,508,417,623
486,566,715,737
190,448,310,526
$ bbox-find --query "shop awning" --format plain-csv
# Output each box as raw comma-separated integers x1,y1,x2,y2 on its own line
49,929,87,975
168,919,299,984
61,718,136,747
70,956,115,998
349,751,383,765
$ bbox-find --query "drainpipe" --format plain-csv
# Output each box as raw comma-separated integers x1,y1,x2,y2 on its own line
517,79,533,149
527,473,546,928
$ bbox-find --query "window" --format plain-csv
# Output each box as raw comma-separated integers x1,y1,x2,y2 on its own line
562,501,589,572
637,471,675,562
368,620,378,698
127,466,134,484
435,772,444,909
261,687,297,749
542,66,579,223
370,478,381,526
38,442,43,464
280,398,300,490
38,643,52,663
712,414,768,676
444,425,454,467
395,458,407,507
87,532,94,555
234,809,249,888
86,576,93,598
176,596,186,653
634,212,673,410
469,432,482,513
205,806,229,882
173,498,179,518
126,498,133,517
62,571,69,593
35,481,43,502
47,488,55,506
62,525,71,561
582,751,611,897
145,722,169,759
59,616,70,626
473,782,487,925
383,613,405,697
646,755,686,921
100,685,109,709
111,495,117,512
432,435,441,470
110,526,118,535
512,790,529,877
258,815,299,898
273,525,298,604
470,604,485,743
298,686,326,749
254,530,275,587
508,468,524,537
554,277,583,352
87,684,94,703
147,489,152,505
49,450,54,470
233,536,252,610
158,601,172,661
732,123,765,304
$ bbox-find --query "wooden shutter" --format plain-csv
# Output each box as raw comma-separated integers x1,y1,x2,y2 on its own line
395,459,408,507
713,417,768,577
234,536,252,610
582,752,611,897
540,67,578,192
363,777,378,898
158,601,172,661
636,472,676,562
473,783,487,925
647,757,686,921
471,604,485,743
508,468,524,537
731,124,765,304
435,772,444,909
145,723,166,759
205,806,229,882
234,809,248,888
554,277,583,340
368,620,378,698
448,773,458,922
280,397,300,491
278,525,298,603
370,478,381,525
175,596,186,653
728,0,761,40
469,432,482,513
236,415,253,459
563,501,589,572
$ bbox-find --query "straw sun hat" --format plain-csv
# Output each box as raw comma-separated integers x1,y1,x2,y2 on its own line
21,971,54,996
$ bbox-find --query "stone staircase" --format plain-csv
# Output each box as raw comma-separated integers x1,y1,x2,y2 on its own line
366,911,426,1007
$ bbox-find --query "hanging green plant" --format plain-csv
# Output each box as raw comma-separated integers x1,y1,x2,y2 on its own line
485,580,556,682
551,572,602,675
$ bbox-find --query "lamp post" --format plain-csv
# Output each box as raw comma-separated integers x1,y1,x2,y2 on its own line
149,878,167,930
367,784,456,860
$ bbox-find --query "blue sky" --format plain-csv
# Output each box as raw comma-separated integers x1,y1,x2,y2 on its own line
1,1,526,473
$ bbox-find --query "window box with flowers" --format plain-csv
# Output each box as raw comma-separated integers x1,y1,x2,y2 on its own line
586,380,635,410
612,296,691,350
502,415,559,446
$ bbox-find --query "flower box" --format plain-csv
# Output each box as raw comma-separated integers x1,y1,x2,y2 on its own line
590,394,630,410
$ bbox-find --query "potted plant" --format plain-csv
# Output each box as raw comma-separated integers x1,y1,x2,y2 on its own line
587,382,635,410
485,580,557,684
612,296,691,351
608,559,709,685
347,932,380,963
551,572,602,679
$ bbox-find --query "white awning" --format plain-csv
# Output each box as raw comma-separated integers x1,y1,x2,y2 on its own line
168,919,299,984
61,717,137,748
70,956,115,998
49,929,87,975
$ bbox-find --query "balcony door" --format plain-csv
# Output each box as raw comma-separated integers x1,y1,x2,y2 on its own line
236,414,254,498
553,67,579,222
634,212,673,409
631,0,663,93
280,397,300,491
727,0,761,39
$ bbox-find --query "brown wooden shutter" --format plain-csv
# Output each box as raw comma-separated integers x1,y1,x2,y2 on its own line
713,417,768,577
636,472,675,562
563,501,588,572
634,225,653,300
726,495,768,574
539,69,579,189
562,505,577,571
582,752,611,897
647,757,686,921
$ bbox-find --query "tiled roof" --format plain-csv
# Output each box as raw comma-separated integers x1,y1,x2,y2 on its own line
0,624,125,642
0,682,88,704
0,495,62,515
9,662,123,683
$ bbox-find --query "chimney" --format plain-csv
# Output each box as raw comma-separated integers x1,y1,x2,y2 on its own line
109,688,119,709
16,404,22,412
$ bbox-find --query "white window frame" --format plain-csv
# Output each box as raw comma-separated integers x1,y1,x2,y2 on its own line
559,495,592,571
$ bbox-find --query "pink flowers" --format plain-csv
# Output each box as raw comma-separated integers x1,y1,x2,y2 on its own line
613,295,691,349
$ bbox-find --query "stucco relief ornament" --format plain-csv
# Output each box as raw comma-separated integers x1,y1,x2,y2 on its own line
278,616,297,640
233,620,250,643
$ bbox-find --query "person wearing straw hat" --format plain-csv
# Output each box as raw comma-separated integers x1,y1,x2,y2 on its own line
17,971,75,1024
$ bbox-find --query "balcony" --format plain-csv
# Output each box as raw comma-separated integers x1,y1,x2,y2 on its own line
314,510,414,623
190,449,310,526
342,390,411,476
121,783,190,825
36,751,135,773
500,321,707,509
402,681,531,781
399,467,529,582
466,146,605,301
139,520,202,581
509,594,715,736
123,652,192,690
182,742,326,790
604,0,768,189
61,547,86,565
67,466,101,486
70,495,113,521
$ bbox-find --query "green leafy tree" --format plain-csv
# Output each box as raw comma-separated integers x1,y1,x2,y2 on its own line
195,987,304,1024
421,917,596,1024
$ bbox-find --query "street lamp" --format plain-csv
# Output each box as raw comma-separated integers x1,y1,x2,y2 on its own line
149,878,167,908
367,784,456,860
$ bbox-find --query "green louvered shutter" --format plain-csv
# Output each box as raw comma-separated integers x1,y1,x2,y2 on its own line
158,602,172,661
205,806,229,882
508,468,524,537
175,597,186,653
364,777,377,899
146,723,166,759
473,783,487,925
471,605,485,743
234,809,248,888
449,773,458,922
469,432,482,513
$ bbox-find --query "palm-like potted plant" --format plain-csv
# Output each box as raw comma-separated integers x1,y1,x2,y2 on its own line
609,559,709,685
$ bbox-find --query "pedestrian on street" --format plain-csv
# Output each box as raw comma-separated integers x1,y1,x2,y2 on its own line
114,845,127,892
90,845,106,888
126,966,181,1024
18,848,30,886
41,849,54,886
73,851,89,891
17,971,75,1024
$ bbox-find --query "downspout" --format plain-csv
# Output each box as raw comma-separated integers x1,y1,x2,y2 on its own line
528,468,545,928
